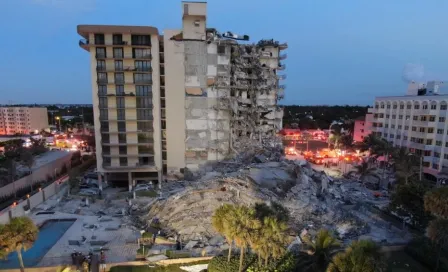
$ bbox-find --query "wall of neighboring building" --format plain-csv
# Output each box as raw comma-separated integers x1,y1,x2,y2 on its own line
353,119,366,142
164,30,186,172
28,108,49,132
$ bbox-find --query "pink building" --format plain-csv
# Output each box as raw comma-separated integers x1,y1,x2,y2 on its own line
353,109,373,142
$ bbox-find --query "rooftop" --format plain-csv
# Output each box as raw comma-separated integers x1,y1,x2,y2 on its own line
77,25,159,39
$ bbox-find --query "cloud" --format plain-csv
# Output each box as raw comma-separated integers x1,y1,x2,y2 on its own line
31,0,96,12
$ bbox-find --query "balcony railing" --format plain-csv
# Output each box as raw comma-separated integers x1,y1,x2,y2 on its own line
278,85,286,90
279,43,288,50
277,64,286,70
279,54,287,60
134,80,153,84
79,39,139,46
277,74,287,80
97,79,108,84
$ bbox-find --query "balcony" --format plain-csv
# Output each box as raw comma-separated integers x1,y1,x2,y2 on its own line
96,54,152,60
278,85,286,90
103,163,156,171
276,74,287,80
279,54,287,60
277,64,286,70
79,39,151,50
102,142,154,146
134,80,153,85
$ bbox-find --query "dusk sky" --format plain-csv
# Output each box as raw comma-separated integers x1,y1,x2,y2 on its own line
1,0,448,105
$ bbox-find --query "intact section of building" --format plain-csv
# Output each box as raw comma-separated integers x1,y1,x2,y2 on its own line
353,108,373,142
78,1,286,188
0,107,48,135
371,81,448,180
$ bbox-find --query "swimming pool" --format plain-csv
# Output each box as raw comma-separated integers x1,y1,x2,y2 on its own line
0,219,76,268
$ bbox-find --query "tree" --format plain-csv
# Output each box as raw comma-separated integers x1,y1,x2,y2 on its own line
327,240,385,272
68,168,80,195
389,180,431,229
362,133,382,152
0,217,39,272
339,134,353,150
427,218,448,272
329,131,342,149
20,150,35,192
302,229,340,271
252,216,288,267
229,206,261,272
392,147,419,184
254,202,289,224
212,204,236,262
349,161,379,184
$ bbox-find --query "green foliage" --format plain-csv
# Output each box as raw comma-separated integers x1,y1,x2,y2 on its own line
246,252,298,272
0,217,39,271
327,240,385,272
302,229,340,271
349,161,379,183
424,187,448,219
389,181,432,229
165,250,191,259
208,254,255,272
405,237,448,271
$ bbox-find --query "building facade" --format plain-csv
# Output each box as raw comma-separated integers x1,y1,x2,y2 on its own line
371,90,448,178
78,1,285,188
353,109,373,142
0,107,48,135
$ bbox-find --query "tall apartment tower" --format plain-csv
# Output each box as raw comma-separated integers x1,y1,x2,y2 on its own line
78,2,286,188
0,107,48,135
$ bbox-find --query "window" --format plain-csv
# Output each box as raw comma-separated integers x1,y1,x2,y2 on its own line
386,114,390,118
381,104,385,109
421,116,427,121
444,154,448,160
374,114,378,118
97,60,106,71
100,122,109,132
119,157,128,166
135,61,151,71
101,133,110,143
423,161,430,167
103,157,111,166
424,150,432,156
435,152,441,158
384,133,388,138
407,104,412,109
405,115,410,120
94,33,105,45
99,109,108,120
390,134,394,138
426,139,433,145
392,115,396,119
96,47,106,58
116,97,125,108
433,163,439,169
97,72,107,83
375,104,379,109
131,35,151,46
412,126,417,131
119,146,127,154
438,129,444,134
116,85,124,95
423,104,428,109
137,109,152,120
391,124,395,129
414,104,420,109
419,127,425,132
137,121,152,132
138,132,152,143
400,105,404,109
429,116,436,122
413,116,418,121
398,125,402,129
99,97,108,109
136,85,151,96
139,156,153,165
404,136,408,140
113,48,123,58
117,121,126,132
218,45,226,54
136,97,151,108
417,138,424,144
117,109,126,120
115,73,124,84
428,128,434,133
431,104,437,110
102,146,110,155
404,126,409,130
134,73,151,84
387,105,391,109
379,113,384,118
118,134,126,143
385,124,389,128
393,105,397,109
133,48,151,58
442,105,448,110
115,60,123,71
440,117,446,122
98,85,107,96
436,140,442,146
113,34,123,45
396,135,401,139
446,142,448,147
138,145,153,154
398,115,403,119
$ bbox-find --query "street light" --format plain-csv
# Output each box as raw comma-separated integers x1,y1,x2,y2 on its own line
328,121,343,148
55,116,61,131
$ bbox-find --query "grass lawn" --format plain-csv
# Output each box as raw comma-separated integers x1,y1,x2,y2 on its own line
386,250,430,272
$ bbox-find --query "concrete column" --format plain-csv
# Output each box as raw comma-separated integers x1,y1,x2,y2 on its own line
128,172,133,192
97,173,103,191
158,169,162,190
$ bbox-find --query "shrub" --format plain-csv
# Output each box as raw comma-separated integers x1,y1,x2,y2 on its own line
246,252,298,272
208,254,255,272
405,237,448,271
165,250,191,259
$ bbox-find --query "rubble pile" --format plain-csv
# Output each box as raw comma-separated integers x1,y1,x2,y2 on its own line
146,146,410,245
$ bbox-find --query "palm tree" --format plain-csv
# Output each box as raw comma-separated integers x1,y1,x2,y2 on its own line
252,216,288,266
20,150,35,192
212,204,235,262
339,134,353,150
362,133,382,152
329,131,342,149
302,229,340,271
327,240,385,272
392,147,420,184
349,161,379,184
229,206,261,272
0,217,39,272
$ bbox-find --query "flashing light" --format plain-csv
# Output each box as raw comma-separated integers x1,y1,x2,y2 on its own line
12,202,17,207
26,194,30,198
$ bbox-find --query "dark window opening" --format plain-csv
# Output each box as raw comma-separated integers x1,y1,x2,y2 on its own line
113,34,123,45
94,34,105,45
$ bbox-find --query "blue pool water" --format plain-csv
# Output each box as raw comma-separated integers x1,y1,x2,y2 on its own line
0,219,76,268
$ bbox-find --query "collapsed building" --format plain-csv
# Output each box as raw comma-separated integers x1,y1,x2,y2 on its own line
78,1,286,188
